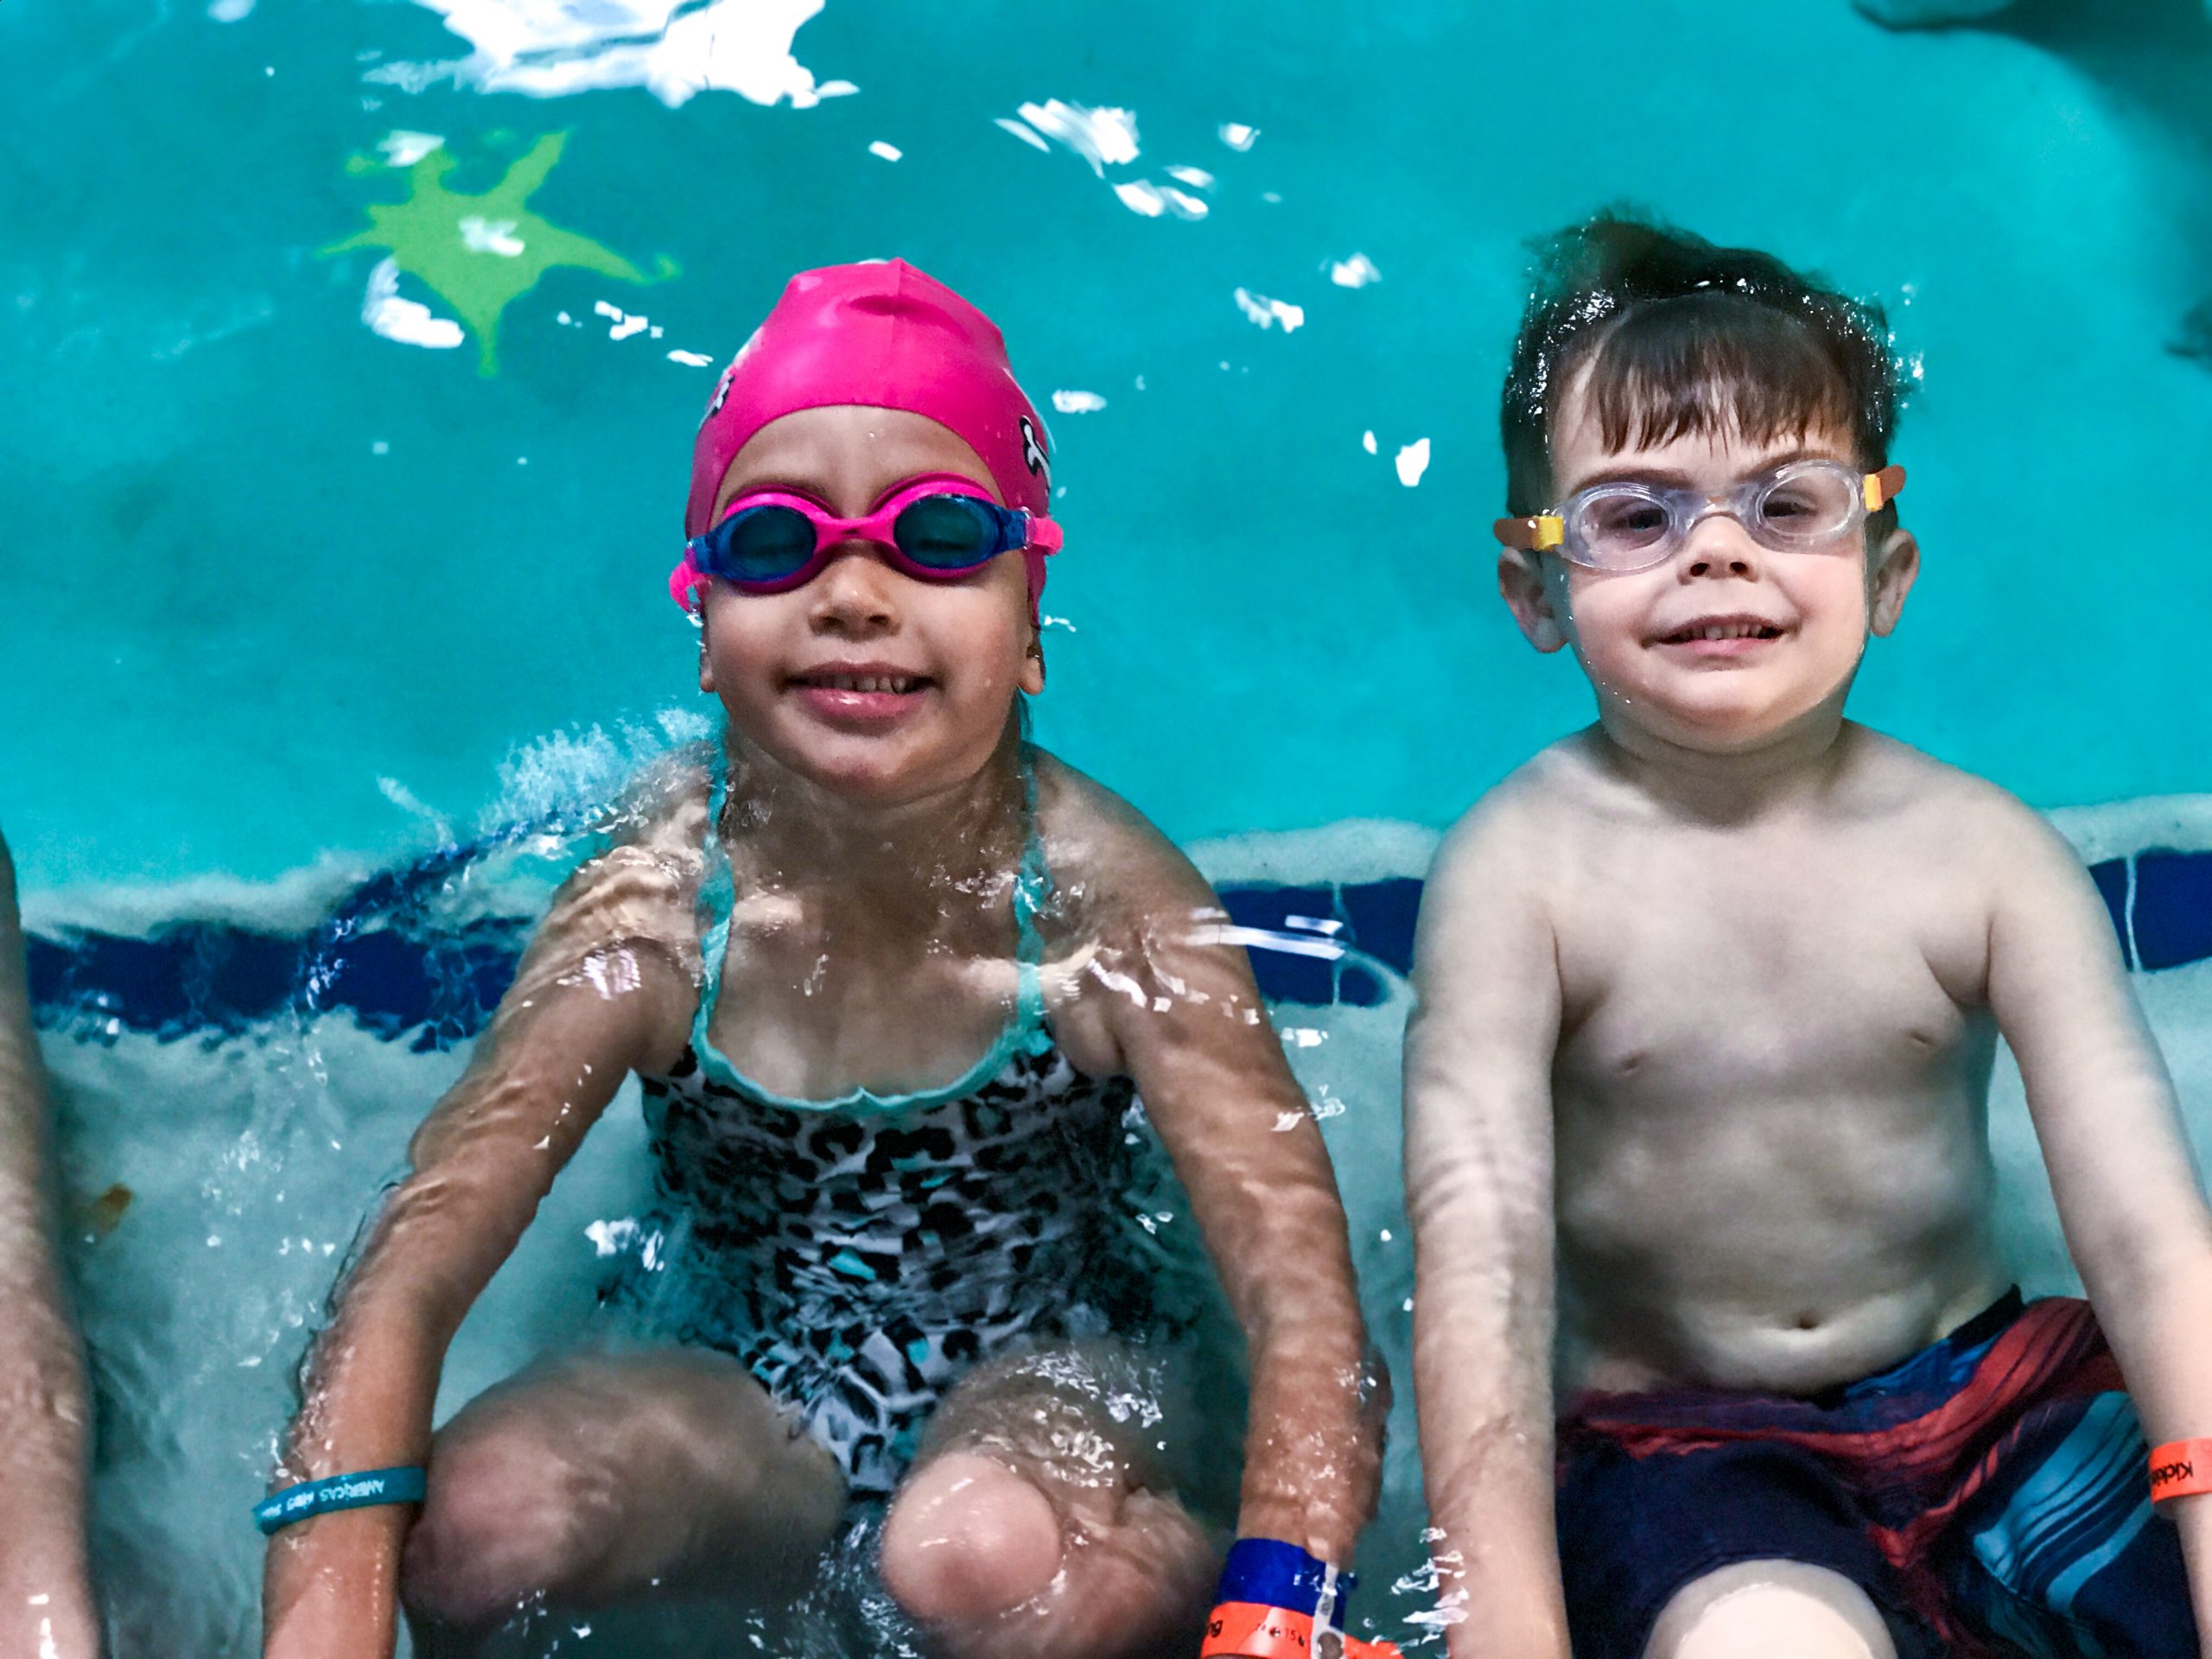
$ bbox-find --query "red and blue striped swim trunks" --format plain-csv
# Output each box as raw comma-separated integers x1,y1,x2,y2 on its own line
1555,1292,2191,1657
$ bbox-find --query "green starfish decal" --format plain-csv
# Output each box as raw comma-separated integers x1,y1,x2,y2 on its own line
325,132,674,374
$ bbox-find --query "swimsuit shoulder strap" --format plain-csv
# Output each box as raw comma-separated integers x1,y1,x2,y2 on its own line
1011,745,1050,1039
687,750,1055,1093
688,766,742,1071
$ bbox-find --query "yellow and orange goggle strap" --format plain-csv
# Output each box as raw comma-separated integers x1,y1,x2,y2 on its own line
1491,465,1908,554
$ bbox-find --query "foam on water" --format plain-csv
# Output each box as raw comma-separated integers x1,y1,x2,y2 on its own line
375,0,857,109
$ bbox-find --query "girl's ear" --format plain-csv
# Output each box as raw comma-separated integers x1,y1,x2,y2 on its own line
1020,628,1046,696
1868,527,1920,639
1498,550,1572,652
696,607,717,694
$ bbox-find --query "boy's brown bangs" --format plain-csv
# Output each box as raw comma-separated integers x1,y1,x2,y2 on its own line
1574,297,1865,464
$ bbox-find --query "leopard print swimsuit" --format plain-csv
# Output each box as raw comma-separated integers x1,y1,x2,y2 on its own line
625,759,1181,1497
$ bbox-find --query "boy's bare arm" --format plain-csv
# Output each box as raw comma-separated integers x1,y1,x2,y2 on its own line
1403,807,1572,1659
261,846,696,1659
1985,802,2212,1637
1062,791,1382,1567
0,836,100,1659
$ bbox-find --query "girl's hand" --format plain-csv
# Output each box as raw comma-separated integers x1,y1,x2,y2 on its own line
1030,762,1382,1577
261,826,702,1658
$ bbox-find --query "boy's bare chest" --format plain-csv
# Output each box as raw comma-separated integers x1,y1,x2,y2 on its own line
1549,839,1991,1096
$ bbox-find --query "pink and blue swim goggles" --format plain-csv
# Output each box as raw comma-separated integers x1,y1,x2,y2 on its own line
671,473,1061,609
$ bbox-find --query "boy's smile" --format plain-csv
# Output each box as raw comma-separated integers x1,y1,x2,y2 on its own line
1499,378,1918,760
1647,611,1789,658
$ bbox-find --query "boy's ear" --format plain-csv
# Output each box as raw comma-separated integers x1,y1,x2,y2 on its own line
1498,549,1571,652
1868,526,1920,639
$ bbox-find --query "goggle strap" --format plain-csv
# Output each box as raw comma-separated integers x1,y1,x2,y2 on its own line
1864,464,1906,511
1022,512,1064,555
1492,514,1563,553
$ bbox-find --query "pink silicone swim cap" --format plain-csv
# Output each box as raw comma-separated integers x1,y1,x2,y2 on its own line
677,259,1055,610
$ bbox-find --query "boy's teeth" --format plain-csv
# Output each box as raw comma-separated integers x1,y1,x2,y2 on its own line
818,674,916,692
1679,623,1776,642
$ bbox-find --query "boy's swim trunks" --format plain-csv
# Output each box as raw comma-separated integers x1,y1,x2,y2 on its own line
1555,1292,2192,1659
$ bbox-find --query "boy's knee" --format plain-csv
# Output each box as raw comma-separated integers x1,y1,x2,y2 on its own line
399,1428,604,1630
1645,1561,1897,1659
880,1451,1065,1626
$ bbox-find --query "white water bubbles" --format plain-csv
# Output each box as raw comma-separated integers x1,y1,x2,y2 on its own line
1233,288,1305,333
997,99,1215,221
1328,252,1382,289
372,0,857,109
378,130,445,168
361,257,464,352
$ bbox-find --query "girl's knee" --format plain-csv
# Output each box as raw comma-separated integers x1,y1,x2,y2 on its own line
880,1452,1065,1626
399,1427,604,1630
1645,1561,1897,1659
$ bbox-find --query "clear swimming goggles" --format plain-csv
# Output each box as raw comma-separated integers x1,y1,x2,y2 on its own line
1494,460,1905,573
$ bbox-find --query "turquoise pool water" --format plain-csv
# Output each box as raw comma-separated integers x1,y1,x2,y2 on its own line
9,0,2212,1653
7,0,2212,887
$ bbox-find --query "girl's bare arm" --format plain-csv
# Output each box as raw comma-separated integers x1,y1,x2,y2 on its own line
261,842,696,1659
1402,808,1572,1659
1058,786,1382,1567
0,835,100,1659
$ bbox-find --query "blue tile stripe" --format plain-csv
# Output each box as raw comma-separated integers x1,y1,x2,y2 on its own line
17,849,2201,1046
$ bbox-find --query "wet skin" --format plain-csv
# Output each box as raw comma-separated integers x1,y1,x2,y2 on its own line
0,831,100,1659
1403,374,2212,1656
261,407,1381,1659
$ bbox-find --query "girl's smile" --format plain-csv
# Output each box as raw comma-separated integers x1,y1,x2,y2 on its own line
696,404,1042,807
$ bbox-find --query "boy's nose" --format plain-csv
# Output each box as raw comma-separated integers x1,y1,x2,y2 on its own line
1679,512,1762,581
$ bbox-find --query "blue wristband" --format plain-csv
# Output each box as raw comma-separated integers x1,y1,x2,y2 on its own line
253,1466,428,1535
1216,1536,1355,1625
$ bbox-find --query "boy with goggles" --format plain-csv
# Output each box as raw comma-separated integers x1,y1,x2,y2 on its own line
1407,212,2212,1659
1496,458,1905,572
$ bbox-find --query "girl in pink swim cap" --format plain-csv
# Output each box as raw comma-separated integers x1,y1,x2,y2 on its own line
262,263,1391,1659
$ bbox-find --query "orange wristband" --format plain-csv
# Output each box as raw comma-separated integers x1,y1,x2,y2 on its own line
1198,1602,1406,1659
2148,1439,2212,1502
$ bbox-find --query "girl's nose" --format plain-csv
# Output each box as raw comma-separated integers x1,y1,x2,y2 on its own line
808,545,900,632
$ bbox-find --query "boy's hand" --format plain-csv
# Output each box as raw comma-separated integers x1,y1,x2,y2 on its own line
1985,798,2212,1647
